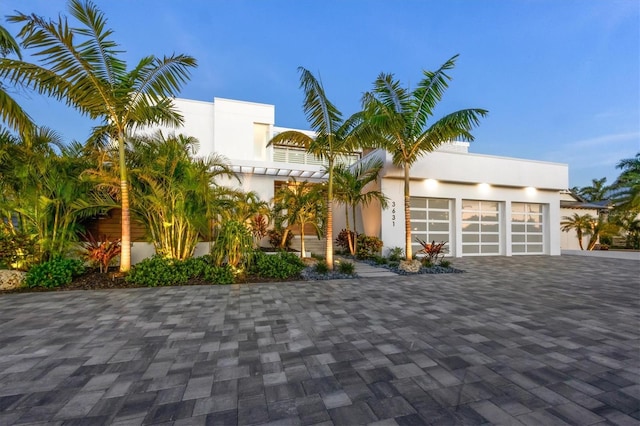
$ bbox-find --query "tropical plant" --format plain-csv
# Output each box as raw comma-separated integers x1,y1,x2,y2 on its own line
561,213,596,250
334,157,388,255
272,178,326,257
2,0,197,271
335,229,357,254
415,238,447,264
386,246,404,262
0,129,108,262
571,177,612,203
362,55,487,258
355,234,383,259
210,219,254,270
611,153,640,212
0,222,37,270
0,24,35,136
124,132,235,261
585,216,619,251
80,232,121,273
268,67,365,269
337,260,355,275
267,228,293,250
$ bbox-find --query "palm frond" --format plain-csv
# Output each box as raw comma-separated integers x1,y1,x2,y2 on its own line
0,85,35,136
297,67,342,136
267,130,314,149
0,24,21,58
409,54,458,136
68,0,125,85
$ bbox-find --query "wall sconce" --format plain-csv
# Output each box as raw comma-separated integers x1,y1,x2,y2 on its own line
424,179,438,190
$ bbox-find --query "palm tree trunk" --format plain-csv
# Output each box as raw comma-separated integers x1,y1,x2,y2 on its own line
404,164,412,259
118,133,131,272
326,160,334,269
345,204,354,255
577,230,584,250
351,203,358,255
300,220,306,258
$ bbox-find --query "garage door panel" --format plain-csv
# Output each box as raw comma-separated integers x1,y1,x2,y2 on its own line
461,200,501,256
511,202,545,254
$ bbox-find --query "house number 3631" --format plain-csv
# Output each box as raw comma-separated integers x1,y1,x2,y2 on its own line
392,201,396,227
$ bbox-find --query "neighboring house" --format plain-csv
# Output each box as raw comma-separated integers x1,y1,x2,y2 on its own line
559,191,608,250
118,96,570,261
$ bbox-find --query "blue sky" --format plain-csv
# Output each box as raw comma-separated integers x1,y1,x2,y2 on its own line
1,0,638,188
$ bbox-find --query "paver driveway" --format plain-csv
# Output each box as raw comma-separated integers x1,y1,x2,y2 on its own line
0,255,638,425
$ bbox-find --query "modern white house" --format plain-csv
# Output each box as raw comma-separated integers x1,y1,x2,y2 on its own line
140,96,570,259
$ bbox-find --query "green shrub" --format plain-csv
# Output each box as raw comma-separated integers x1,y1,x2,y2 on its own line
25,257,85,288
253,251,305,279
0,225,38,270
387,246,404,261
179,256,209,278
338,261,355,275
314,261,330,274
267,229,294,249
371,255,388,265
388,260,400,269
356,235,383,259
126,256,189,287
203,264,234,284
421,258,434,268
439,259,451,268
335,229,357,253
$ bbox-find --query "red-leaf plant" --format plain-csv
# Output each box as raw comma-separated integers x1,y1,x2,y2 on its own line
415,238,448,264
82,233,122,273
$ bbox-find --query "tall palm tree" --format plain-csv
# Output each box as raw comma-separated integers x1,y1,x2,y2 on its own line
334,157,388,255
1,0,197,271
0,24,35,136
561,213,595,250
272,179,326,257
362,55,487,258
268,67,363,269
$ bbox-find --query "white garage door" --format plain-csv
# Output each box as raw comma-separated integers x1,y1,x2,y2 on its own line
462,200,501,255
410,197,452,255
511,203,544,254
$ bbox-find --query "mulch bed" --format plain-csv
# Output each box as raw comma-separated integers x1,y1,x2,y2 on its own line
2,269,302,294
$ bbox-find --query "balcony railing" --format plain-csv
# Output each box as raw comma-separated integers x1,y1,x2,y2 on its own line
273,146,360,167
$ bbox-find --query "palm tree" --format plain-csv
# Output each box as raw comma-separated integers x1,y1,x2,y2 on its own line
1,0,197,271
272,179,326,257
561,213,596,250
0,24,35,136
0,128,107,262
573,177,611,203
612,153,640,212
334,157,388,255
268,67,363,269
126,132,235,260
362,55,488,259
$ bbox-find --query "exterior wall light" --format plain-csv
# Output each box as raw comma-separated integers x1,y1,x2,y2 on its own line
424,179,438,190
478,183,490,193
525,186,537,196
